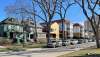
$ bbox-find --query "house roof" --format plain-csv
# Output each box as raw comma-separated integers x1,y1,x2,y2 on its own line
73,23,83,28
0,18,35,26
22,19,34,27
40,19,70,26
52,19,70,24
0,17,20,25
73,23,80,26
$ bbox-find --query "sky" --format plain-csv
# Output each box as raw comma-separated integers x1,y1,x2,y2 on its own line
0,0,16,21
0,0,86,24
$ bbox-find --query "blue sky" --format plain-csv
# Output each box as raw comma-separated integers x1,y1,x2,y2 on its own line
0,0,86,24
0,0,16,21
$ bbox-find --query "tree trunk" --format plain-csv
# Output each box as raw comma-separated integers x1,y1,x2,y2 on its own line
62,19,65,46
95,32,100,48
34,17,37,43
34,29,37,42
96,15,100,48
47,22,52,46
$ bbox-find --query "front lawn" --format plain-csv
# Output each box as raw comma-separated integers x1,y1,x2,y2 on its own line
0,43,46,52
24,43,46,48
0,48,9,52
58,49,100,57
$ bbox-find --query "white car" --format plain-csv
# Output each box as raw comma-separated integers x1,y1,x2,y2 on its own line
70,40,78,45
57,40,62,47
66,40,71,45
47,41,56,48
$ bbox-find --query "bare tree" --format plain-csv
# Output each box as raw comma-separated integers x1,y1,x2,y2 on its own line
5,0,31,20
30,0,58,46
30,1,38,42
56,0,75,46
75,0,100,48
24,0,74,46
5,0,34,45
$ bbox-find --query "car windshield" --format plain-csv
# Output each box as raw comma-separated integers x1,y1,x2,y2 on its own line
52,41,56,43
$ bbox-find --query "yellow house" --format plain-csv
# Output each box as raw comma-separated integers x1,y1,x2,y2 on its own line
41,19,70,40
50,22,59,40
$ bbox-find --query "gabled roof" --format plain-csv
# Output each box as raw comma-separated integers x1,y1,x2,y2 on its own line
40,19,70,26
22,19,34,27
0,17,20,25
52,19,70,24
0,18,35,26
73,23,80,26
73,23,83,28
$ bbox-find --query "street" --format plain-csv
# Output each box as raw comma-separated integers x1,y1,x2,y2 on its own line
0,42,96,57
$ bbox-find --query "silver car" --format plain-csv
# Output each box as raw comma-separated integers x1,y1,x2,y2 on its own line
70,39,78,45
56,40,62,47
66,40,71,45
47,41,56,48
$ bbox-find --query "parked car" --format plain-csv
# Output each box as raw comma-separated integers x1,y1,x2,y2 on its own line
88,39,93,42
66,40,71,45
77,39,83,44
70,39,78,45
61,40,67,46
61,40,71,46
47,40,56,48
47,40,62,48
56,40,62,47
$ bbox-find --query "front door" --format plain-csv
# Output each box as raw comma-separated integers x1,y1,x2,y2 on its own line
10,32,13,39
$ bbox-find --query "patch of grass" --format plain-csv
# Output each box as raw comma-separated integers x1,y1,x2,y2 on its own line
12,42,47,48
6,46,26,52
0,48,9,52
58,49,100,57
0,39,12,46
0,43,46,52
25,43,46,48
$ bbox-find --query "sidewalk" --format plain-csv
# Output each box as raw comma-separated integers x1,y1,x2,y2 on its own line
0,51,74,57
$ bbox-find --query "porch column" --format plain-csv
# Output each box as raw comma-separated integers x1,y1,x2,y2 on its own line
24,32,27,43
17,38,21,44
28,33,31,41
16,35,21,44
7,32,10,39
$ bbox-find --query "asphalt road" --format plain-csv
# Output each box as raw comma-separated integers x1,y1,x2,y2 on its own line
0,42,96,57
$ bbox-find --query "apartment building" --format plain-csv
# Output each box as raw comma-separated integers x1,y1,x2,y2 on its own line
41,19,72,40
52,19,70,39
84,16,100,39
84,20,94,39
69,23,73,39
73,23,84,39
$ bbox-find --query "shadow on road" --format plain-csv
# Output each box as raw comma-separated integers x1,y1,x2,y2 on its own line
0,52,32,57
71,54,100,57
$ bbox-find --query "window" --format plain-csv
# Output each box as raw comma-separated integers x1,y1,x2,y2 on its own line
30,34,34,39
50,29,54,32
73,27,80,33
3,32,7,37
59,23,66,31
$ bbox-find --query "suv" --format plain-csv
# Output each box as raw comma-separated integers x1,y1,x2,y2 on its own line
56,40,62,47
47,41,55,48
62,40,67,46
70,39,78,45
47,40,63,48
66,40,71,45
